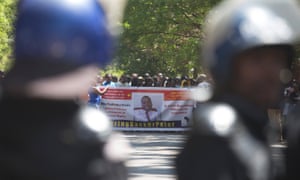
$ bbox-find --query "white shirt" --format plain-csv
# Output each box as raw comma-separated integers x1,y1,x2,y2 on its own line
134,109,159,122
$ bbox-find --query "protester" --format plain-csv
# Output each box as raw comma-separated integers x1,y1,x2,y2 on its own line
0,0,130,179
174,77,181,88
196,74,211,89
95,75,103,86
144,75,154,87
281,79,300,140
165,77,176,87
116,74,130,87
130,73,138,86
154,72,164,87
102,73,116,87
88,76,109,109
176,0,300,180
112,75,118,84
136,76,145,87
283,79,300,113
180,75,191,88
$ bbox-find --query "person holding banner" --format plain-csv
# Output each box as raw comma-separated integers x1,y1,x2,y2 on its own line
0,0,130,179
134,96,159,122
88,77,109,109
176,0,300,180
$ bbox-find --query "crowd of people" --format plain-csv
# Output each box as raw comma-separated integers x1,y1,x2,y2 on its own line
92,72,213,88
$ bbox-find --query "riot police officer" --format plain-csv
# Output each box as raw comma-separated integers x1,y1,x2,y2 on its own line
286,100,300,180
0,0,129,179
176,0,300,180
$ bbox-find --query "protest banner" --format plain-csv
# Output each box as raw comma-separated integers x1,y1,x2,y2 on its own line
101,87,193,131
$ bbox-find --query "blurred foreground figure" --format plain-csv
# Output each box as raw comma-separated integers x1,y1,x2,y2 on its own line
286,87,300,177
176,0,300,180
0,0,130,179
286,102,300,180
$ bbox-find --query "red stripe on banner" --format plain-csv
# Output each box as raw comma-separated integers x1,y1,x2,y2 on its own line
164,91,190,101
102,87,190,100
102,89,132,100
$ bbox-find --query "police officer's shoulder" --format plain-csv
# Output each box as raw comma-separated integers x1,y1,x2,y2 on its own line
74,107,131,162
192,103,238,137
75,106,112,143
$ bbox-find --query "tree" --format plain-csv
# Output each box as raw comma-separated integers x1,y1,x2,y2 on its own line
0,0,219,76
0,0,16,72
115,0,221,78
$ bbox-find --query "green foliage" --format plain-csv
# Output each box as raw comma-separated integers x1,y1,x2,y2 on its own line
100,63,125,78
115,0,221,78
0,0,16,72
0,0,221,76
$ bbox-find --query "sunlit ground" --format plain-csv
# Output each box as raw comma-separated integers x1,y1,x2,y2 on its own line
122,132,286,180
124,132,186,180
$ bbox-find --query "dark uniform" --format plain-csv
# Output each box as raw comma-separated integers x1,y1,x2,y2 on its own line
177,96,273,180
0,95,127,180
0,0,129,179
176,0,300,180
286,103,300,180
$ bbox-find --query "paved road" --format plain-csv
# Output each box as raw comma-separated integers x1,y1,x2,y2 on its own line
123,132,286,180
124,132,186,180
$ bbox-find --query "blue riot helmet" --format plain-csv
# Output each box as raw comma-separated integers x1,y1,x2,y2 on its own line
4,0,127,98
15,0,112,67
202,0,300,86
